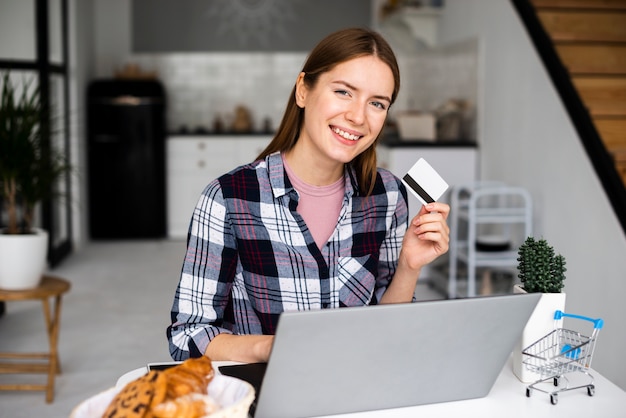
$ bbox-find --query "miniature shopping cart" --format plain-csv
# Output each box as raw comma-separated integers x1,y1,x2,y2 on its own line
522,310,604,405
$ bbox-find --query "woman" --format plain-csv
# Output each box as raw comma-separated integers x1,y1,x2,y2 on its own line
167,28,450,363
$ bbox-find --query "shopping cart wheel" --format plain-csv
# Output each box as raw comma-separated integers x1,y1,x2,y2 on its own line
587,385,595,397
553,376,560,386
550,394,558,405
526,387,532,397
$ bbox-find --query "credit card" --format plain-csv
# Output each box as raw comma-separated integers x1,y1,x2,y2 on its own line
401,158,449,206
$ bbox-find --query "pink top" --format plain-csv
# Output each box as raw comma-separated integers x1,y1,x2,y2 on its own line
283,156,345,249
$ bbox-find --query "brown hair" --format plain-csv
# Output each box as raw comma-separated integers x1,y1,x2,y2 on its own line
256,27,400,196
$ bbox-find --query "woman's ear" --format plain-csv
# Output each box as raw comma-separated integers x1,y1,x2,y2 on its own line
295,72,307,108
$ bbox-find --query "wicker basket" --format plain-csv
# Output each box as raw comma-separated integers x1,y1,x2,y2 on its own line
71,374,255,418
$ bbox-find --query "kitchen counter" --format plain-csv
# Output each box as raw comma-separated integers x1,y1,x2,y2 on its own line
168,131,274,137
167,132,476,145
380,133,477,148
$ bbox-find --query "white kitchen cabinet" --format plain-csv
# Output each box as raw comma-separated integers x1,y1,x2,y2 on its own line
167,135,271,239
168,137,477,240
377,142,478,288
377,143,478,221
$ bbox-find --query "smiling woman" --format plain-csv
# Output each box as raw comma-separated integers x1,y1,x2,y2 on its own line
258,27,401,195
166,28,451,365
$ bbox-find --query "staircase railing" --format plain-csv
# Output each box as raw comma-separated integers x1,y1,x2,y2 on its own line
511,0,626,236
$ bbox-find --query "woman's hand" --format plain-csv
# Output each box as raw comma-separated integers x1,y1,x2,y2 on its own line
399,202,450,272
206,334,274,363
381,202,450,304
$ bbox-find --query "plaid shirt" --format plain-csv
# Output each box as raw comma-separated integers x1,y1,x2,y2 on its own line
168,152,408,360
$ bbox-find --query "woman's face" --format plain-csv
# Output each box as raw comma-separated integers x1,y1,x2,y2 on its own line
295,55,394,168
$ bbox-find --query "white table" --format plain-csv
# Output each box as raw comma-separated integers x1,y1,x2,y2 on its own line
118,356,626,417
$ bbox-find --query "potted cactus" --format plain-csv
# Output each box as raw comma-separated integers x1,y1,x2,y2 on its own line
517,237,566,293
512,236,567,382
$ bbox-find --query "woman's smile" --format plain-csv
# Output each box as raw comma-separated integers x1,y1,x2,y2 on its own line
331,125,363,142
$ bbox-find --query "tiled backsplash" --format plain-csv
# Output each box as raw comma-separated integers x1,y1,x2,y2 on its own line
132,52,307,133
401,39,478,112
130,38,477,138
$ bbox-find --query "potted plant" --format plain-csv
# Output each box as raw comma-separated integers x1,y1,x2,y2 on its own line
0,72,70,290
512,236,567,382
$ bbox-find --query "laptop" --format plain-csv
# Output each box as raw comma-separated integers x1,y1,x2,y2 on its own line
220,293,540,418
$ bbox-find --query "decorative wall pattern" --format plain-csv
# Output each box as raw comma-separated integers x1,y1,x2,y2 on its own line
132,0,371,52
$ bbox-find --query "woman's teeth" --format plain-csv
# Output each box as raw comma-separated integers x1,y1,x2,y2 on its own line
333,127,361,141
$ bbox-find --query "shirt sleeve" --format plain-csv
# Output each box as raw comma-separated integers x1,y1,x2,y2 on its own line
374,174,409,303
167,179,239,360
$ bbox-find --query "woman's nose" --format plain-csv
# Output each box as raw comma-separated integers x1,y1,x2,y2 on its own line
346,101,366,125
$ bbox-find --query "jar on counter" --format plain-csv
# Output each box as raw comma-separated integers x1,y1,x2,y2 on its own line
213,114,224,133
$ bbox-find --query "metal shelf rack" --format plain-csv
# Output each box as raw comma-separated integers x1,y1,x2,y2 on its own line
448,183,533,298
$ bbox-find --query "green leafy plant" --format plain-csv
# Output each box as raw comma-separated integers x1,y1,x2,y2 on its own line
517,236,566,293
0,72,70,235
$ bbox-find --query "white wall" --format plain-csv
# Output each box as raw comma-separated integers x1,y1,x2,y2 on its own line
438,0,626,390
93,0,130,78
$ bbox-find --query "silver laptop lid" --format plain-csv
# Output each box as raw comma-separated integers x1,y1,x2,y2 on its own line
254,293,540,418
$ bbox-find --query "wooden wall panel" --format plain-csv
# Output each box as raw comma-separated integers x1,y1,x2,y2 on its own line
531,0,626,10
573,77,626,116
556,45,626,74
538,11,626,42
595,118,626,147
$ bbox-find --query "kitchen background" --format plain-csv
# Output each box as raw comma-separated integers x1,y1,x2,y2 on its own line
84,0,480,247
128,41,476,138
96,0,478,139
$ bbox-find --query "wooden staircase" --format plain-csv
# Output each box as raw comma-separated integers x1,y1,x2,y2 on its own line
530,0,626,186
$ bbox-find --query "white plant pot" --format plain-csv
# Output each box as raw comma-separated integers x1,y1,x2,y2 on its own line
512,284,566,383
0,228,48,290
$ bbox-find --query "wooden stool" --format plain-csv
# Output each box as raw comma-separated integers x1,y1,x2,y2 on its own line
0,275,71,403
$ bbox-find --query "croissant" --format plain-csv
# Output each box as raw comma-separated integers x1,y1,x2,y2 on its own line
103,356,217,418
103,370,164,418
177,356,214,378
163,367,206,398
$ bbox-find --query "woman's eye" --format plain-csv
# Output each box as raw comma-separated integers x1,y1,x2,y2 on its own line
371,101,387,111
335,89,350,97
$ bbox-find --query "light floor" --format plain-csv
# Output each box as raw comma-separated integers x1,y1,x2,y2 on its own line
0,240,445,417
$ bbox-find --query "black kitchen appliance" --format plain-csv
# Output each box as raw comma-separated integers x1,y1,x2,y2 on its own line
87,79,166,238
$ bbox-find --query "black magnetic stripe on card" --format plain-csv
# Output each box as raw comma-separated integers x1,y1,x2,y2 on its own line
403,174,435,203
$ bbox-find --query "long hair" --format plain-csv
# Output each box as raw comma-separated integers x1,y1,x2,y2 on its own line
256,27,400,196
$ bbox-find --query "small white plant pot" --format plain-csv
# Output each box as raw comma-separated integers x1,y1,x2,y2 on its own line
512,284,566,383
0,228,48,290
